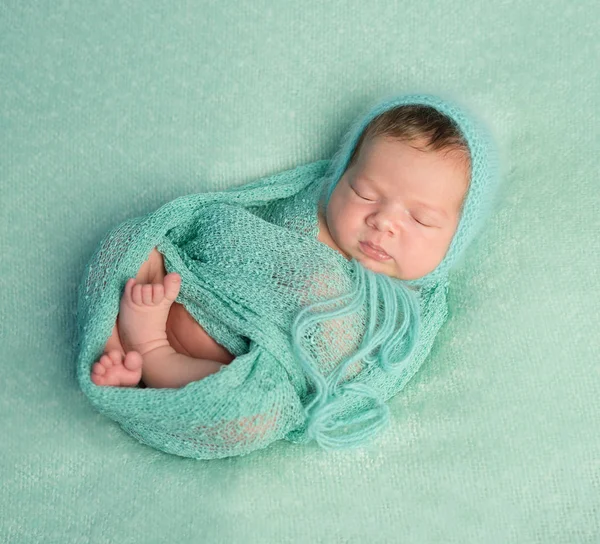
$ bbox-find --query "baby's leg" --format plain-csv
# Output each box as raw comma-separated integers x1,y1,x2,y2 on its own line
138,344,226,389
91,250,163,387
92,248,227,388
148,248,235,364
118,273,227,388
100,248,163,357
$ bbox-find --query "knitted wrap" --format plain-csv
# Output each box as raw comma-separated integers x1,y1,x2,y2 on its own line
76,93,499,459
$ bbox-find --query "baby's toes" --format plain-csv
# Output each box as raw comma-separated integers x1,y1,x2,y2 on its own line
123,279,137,304
129,282,144,305
91,357,109,376
123,351,143,371
98,351,121,369
164,273,181,302
106,349,124,363
141,284,155,305
91,352,118,384
125,280,148,306
152,283,164,304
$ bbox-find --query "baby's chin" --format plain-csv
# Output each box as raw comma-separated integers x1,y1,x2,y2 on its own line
354,254,401,278
356,255,433,281
346,243,432,280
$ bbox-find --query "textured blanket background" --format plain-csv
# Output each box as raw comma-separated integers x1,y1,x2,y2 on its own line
2,1,598,543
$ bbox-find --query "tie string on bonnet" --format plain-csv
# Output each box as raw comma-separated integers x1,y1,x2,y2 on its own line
293,93,499,450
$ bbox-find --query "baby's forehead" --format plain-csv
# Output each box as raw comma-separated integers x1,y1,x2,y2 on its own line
359,149,470,193
363,134,469,168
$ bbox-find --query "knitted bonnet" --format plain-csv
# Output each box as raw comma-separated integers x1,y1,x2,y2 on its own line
323,93,499,290
286,93,500,450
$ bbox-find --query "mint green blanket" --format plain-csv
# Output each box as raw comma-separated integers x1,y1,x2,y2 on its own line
76,94,498,459
3,1,599,542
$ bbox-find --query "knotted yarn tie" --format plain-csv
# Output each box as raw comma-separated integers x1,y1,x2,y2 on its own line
292,260,421,450
304,380,391,450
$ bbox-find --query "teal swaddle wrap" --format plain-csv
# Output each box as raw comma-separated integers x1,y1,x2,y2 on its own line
76,93,499,459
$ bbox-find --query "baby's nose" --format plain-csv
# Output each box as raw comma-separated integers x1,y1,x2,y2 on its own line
369,208,408,232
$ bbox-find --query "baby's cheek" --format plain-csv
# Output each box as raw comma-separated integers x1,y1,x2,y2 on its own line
342,222,358,244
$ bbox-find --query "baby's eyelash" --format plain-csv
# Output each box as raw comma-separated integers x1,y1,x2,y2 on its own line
352,184,433,227
411,215,432,227
351,186,375,201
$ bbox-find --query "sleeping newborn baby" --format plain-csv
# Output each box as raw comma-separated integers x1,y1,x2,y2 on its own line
77,92,497,457
90,103,470,389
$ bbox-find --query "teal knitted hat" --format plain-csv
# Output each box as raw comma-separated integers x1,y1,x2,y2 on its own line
286,93,501,449
323,93,500,290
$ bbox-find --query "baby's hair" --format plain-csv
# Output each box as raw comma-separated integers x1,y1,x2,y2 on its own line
347,104,471,174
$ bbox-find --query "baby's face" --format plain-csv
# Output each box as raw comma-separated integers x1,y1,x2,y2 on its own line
325,135,470,280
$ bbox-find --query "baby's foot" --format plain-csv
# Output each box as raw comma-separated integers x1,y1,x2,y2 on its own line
118,272,182,356
91,350,143,387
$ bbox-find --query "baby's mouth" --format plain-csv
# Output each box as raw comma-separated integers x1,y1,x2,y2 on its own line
359,241,391,261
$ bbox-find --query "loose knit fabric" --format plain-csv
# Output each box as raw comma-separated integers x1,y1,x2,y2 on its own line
76,93,499,459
